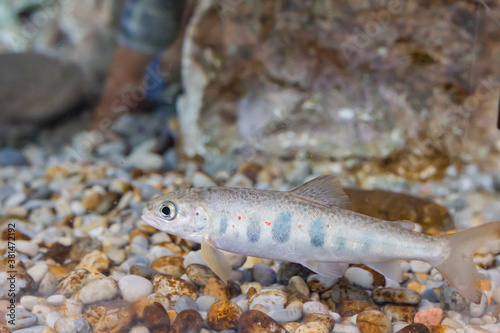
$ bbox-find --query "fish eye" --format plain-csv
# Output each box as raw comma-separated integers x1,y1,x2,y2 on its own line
159,201,177,220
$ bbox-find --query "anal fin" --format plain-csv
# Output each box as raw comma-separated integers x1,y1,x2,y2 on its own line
366,261,403,282
302,260,348,278
201,236,232,283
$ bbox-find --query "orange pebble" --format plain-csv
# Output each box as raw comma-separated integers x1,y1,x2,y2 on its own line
407,281,425,293
415,273,428,282
414,308,443,326
481,279,491,291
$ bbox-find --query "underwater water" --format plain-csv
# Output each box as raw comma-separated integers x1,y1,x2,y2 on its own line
1,1,500,332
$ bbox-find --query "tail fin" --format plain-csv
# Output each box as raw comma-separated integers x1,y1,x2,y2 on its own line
433,222,500,304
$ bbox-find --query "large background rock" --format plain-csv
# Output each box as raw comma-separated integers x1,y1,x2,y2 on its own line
177,0,500,177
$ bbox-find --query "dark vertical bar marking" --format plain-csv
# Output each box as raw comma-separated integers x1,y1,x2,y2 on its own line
309,218,326,247
247,217,261,243
218,216,228,235
272,212,292,243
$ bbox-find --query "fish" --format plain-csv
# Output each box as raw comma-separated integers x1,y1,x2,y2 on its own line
141,174,500,303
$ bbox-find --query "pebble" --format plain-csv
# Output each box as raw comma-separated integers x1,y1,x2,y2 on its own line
151,274,198,305
76,277,118,304
76,250,110,273
15,240,39,257
7,307,38,329
20,296,47,311
237,310,289,332
470,292,487,317
204,277,230,301
357,310,392,333
191,171,217,187
118,274,153,303
185,264,218,285
175,295,199,312
409,261,432,274
26,262,49,283
277,262,313,284
372,288,422,305
196,295,219,312
54,318,76,332
0,148,30,166
295,322,330,333
249,289,287,311
302,301,329,315
396,323,430,333
170,309,203,333
46,311,63,328
307,274,338,292
303,313,335,331
252,262,277,286
59,299,83,317
344,266,375,289
150,255,185,277
414,308,444,326
268,309,303,323
289,275,310,297
337,299,379,317
383,304,417,323
207,300,243,331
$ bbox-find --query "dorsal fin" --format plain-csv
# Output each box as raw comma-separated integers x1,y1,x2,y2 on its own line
291,174,351,209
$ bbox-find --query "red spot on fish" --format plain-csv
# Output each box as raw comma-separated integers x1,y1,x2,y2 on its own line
327,225,330,228
232,225,235,228
265,221,271,226
238,216,241,220
298,224,302,229
196,212,199,215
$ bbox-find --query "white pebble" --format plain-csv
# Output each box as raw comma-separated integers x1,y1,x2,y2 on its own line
46,312,63,328
442,317,465,329
470,292,487,317
302,301,329,315
118,275,153,303
60,299,83,317
77,277,118,304
6,307,37,329
130,325,151,333
344,267,374,289
27,262,48,283
492,286,500,304
332,324,359,333
54,317,76,333
15,241,39,257
268,309,302,323
409,260,432,273
20,296,46,311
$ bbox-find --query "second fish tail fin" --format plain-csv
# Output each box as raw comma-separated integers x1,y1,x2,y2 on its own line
432,222,500,304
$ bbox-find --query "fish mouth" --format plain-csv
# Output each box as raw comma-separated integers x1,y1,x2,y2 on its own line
141,208,162,230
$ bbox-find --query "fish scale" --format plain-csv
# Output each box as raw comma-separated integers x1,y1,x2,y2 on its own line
142,174,500,304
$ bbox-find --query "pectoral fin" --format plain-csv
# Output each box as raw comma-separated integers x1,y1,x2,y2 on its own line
302,260,348,278
366,260,403,282
201,236,232,283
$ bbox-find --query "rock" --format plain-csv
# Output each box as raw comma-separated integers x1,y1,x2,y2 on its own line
0,148,29,166
186,264,218,286
295,322,330,333
414,308,444,326
142,301,170,331
383,304,417,323
493,287,500,304
46,311,63,328
46,242,72,264
439,283,467,312
206,300,242,330
60,299,83,317
150,255,185,277
85,300,134,332
204,277,230,301
237,162,263,183
268,308,302,323
126,151,164,171
226,173,253,188
15,240,39,257
118,275,153,303
38,270,58,297
277,263,313,284
372,288,422,305
55,269,93,297
54,318,76,333
344,266,378,289
74,317,92,333
283,322,302,332
76,250,110,273
302,301,329,315
191,171,217,187
252,263,277,286
427,325,456,333
469,292,487,317
473,252,495,269
76,277,118,304
170,309,203,333
151,274,198,305
409,261,432,274
328,281,370,302
196,295,219,312
26,262,49,283
289,276,310,298
303,313,335,331
47,295,66,307
357,310,392,333
175,295,199,312
307,274,338,293
20,296,47,311
337,299,379,317
249,289,287,311
237,310,289,333
396,323,431,333
0,269,35,300
6,307,37,330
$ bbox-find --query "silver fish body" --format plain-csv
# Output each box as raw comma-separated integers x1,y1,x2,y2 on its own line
142,174,500,304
